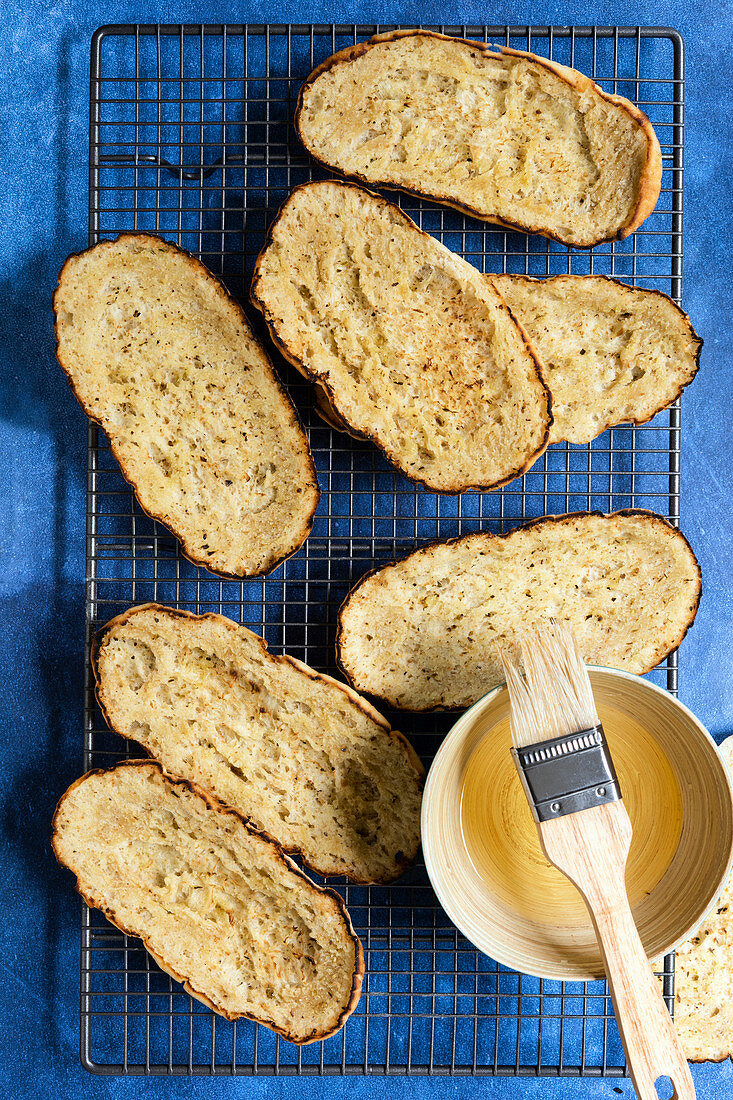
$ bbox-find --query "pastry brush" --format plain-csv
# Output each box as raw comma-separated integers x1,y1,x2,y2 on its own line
501,622,694,1100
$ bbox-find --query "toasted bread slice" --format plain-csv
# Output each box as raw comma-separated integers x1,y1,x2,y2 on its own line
52,761,363,1043
93,604,423,883
296,31,662,247
251,180,550,493
672,737,733,1061
491,274,701,444
54,234,319,577
338,511,701,711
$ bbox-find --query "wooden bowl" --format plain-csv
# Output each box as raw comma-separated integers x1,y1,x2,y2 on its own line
422,668,733,981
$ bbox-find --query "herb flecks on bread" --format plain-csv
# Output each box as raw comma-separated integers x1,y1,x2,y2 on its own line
672,736,733,1062
338,511,701,711
54,234,319,578
252,180,550,493
93,604,423,883
52,762,363,1043
296,31,661,247
491,274,701,445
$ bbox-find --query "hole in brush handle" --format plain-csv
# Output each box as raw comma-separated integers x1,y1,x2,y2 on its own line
654,1074,674,1099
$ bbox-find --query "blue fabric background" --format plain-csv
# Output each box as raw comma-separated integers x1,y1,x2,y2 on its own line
2,0,732,1096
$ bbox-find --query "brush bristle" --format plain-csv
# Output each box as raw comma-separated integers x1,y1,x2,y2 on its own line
500,621,599,748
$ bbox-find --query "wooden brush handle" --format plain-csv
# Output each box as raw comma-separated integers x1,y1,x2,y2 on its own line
539,800,694,1100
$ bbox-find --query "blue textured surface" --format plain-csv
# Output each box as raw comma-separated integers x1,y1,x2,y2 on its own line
2,0,732,1097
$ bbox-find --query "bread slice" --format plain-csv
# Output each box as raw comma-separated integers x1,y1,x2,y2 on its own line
311,273,701,448
54,234,319,578
490,275,702,444
338,510,701,711
92,603,423,883
251,180,551,493
670,736,733,1062
52,761,363,1043
296,31,662,248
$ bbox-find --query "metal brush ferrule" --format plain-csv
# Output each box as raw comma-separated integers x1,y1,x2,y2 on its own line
511,725,621,823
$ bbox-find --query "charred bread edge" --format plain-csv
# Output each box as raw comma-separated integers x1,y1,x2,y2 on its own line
335,509,702,712
312,273,703,442
293,30,663,249
489,272,703,436
51,759,364,1043
91,602,425,883
250,180,553,493
53,232,320,580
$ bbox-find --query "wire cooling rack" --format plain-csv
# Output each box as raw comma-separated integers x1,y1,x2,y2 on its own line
81,23,685,1075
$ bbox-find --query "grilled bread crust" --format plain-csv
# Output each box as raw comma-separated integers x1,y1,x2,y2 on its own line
672,737,733,1062
337,510,701,711
309,274,701,448
92,603,424,884
54,233,319,578
251,180,551,493
490,274,702,445
296,31,662,247
52,761,364,1044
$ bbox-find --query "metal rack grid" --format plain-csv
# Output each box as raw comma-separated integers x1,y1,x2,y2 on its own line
82,23,684,1075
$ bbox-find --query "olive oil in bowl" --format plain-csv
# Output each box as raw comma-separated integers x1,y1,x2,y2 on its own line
420,667,731,980
460,702,684,928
